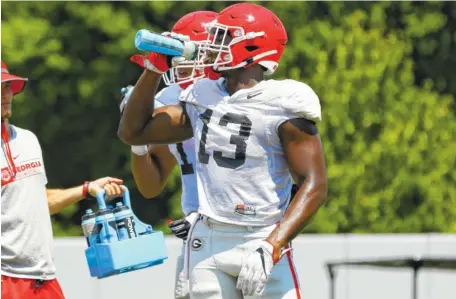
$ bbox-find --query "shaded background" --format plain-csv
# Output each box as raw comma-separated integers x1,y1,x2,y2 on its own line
2,1,455,236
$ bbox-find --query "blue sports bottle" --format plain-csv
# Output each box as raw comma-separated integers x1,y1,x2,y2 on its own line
134,29,197,59
81,209,97,247
95,208,118,244
113,202,137,241
83,186,167,279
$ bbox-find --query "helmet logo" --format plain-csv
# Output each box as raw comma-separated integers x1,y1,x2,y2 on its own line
201,22,210,33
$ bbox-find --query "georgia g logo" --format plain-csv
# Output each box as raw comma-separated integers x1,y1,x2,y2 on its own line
191,238,204,251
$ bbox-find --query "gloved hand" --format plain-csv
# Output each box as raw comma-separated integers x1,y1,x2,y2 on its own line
162,32,196,61
236,240,291,296
130,32,192,74
168,212,199,240
130,52,170,74
161,31,190,43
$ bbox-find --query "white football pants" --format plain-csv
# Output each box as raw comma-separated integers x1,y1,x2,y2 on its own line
186,216,302,299
174,240,190,299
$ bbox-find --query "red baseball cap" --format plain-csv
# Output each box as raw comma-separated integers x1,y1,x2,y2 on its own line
1,61,28,95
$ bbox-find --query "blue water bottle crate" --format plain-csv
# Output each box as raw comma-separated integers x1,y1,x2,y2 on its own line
82,185,167,279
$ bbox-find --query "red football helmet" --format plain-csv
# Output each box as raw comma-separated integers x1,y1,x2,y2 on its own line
162,11,220,88
196,3,288,75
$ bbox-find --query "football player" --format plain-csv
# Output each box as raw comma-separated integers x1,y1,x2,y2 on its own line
120,11,218,299
118,3,328,299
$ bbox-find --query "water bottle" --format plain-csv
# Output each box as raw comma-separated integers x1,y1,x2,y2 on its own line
81,209,96,247
135,29,197,59
113,202,137,241
95,208,118,244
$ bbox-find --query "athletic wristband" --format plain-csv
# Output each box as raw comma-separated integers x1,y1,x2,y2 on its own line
131,145,148,156
82,181,90,198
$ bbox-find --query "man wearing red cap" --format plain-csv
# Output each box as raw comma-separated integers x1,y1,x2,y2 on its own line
1,61,124,299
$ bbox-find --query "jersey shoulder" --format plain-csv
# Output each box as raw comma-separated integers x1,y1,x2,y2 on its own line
12,126,39,143
266,79,321,123
179,78,225,107
156,84,182,107
11,126,42,152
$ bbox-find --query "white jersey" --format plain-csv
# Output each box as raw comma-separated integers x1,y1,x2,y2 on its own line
1,125,56,279
180,78,321,226
155,84,199,216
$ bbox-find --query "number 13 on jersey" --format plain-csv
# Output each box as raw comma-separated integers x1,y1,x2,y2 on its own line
198,108,253,170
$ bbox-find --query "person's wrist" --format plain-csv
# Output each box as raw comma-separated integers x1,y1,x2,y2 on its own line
82,181,90,199
264,238,283,264
131,145,148,156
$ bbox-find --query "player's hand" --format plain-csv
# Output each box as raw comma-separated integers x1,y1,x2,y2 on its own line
88,177,124,199
162,31,190,43
161,32,195,61
130,52,170,74
130,31,191,74
236,240,288,296
168,212,199,240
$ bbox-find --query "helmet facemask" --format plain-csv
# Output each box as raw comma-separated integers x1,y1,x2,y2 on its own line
195,21,278,74
162,61,205,86
162,38,210,86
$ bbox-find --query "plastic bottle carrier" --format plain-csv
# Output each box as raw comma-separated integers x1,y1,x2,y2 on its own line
83,186,167,278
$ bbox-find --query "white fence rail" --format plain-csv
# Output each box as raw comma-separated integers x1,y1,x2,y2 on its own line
54,234,456,299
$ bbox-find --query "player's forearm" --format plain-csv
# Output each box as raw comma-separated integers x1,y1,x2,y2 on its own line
131,153,165,199
47,186,85,215
271,118,327,251
266,178,327,249
118,70,161,145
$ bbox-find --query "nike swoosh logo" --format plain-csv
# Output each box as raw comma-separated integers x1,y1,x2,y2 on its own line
255,247,267,275
13,154,19,160
247,92,262,99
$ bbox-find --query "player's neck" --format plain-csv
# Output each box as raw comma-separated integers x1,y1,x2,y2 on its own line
223,65,264,96
1,119,11,140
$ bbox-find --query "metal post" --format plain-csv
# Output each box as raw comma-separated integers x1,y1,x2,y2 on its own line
412,266,418,299
411,259,422,299
327,265,335,299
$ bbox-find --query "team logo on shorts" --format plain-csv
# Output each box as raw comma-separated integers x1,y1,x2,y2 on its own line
191,238,204,251
234,204,256,216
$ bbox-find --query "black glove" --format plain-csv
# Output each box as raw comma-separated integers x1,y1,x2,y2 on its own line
168,218,192,240
168,212,199,240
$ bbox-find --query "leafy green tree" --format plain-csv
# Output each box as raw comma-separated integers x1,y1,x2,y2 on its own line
2,1,454,235
1,2,187,235
273,1,456,232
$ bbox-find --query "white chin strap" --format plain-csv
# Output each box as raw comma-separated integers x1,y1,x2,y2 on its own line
214,50,278,74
